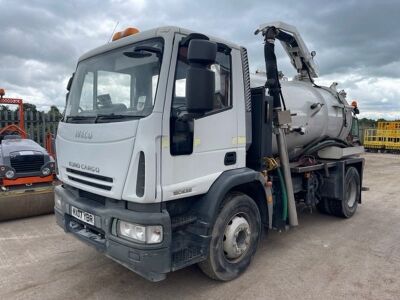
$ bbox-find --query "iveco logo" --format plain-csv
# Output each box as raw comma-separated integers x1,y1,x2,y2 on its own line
75,130,93,140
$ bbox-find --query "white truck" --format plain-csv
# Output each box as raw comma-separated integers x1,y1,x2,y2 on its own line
55,22,364,281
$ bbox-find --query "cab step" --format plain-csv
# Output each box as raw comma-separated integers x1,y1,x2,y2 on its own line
172,246,205,271
171,215,197,230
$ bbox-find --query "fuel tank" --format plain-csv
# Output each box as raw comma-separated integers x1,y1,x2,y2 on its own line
250,75,353,155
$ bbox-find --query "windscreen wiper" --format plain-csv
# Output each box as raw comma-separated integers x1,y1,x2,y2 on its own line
94,114,141,123
65,116,96,123
123,46,163,60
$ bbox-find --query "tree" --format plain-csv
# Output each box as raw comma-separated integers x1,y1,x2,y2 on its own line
22,103,37,113
359,118,377,128
0,105,10,112
48,105,63,118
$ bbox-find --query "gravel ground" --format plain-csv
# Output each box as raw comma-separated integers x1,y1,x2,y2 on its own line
0,153,399,300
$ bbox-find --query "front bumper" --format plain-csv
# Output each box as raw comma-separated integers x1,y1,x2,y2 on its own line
54,185,171,282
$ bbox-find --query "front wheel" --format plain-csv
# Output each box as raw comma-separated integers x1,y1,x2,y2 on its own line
198,192,261,281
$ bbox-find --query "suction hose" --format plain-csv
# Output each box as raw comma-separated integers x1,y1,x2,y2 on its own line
277,167,288,221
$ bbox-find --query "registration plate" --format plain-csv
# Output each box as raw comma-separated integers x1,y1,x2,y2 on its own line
71,206,95,225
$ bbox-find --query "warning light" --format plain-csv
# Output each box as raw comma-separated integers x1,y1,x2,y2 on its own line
112,27,140,42
112,31,123,41
123,27,139,37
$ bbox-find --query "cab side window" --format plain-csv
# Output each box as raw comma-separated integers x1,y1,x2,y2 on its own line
170,43,232,156
172,46,232,114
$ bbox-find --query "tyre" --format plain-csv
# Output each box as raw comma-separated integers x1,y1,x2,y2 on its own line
328,167,360,218
198,192,261,281
316,197,331,215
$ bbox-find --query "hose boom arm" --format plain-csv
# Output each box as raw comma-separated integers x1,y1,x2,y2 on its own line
256,21,319,78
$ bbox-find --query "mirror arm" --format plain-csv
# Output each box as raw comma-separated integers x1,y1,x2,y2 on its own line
180,33,210,47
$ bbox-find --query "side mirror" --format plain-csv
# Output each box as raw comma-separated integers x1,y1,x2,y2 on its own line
66,73,74,91
65,73,74,109
186,39,217,114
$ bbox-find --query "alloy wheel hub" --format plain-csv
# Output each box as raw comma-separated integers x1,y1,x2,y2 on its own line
223,215,251,260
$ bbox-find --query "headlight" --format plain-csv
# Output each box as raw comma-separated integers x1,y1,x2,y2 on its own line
5,170,15,179
117,220,163,244
42,167,51,176
146,225,163,244
54,193,62,210
0,166,6,176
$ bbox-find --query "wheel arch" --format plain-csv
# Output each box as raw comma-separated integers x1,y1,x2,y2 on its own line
230,181,268,227
193,168,267,235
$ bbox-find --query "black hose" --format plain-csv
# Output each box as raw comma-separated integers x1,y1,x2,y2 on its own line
290,137,351,161
303,58,322,89
279,89,287,111
276,30,298,47
303,141,347,156
263,27,283,111
294,135,329,157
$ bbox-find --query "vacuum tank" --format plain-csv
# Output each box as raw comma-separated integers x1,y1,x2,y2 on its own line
251,75,353,155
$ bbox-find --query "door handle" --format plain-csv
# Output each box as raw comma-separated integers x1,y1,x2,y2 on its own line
224,152,236,166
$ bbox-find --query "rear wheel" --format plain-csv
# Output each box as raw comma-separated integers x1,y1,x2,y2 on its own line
328,167,360,218
198,192,261,281
316,197,331,215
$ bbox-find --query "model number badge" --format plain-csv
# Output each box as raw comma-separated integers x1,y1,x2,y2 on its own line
173,188,192,196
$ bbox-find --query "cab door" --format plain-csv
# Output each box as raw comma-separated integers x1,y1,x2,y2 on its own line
161,34,239,201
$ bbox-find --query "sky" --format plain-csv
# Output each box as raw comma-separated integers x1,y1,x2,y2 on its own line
0,0,399,119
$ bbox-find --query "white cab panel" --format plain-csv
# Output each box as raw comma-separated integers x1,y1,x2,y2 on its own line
162,109,238,201
121,112,163,203
232,49,247,169
160,34,240,201
56,120,138,199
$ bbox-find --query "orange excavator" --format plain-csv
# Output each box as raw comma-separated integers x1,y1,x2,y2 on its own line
0,88,56,221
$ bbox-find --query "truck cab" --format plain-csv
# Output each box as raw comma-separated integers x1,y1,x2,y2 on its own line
55,25,364,282
56,26,250,281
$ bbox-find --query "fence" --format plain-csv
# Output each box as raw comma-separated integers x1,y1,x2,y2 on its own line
0,110,61,146
364,128,400,151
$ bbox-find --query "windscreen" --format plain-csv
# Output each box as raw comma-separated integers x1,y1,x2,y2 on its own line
65,38,163,123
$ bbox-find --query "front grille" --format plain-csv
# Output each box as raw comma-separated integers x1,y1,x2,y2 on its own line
66,168,113,191
68,176,112,191
10,154,44,173
66,168,113,183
